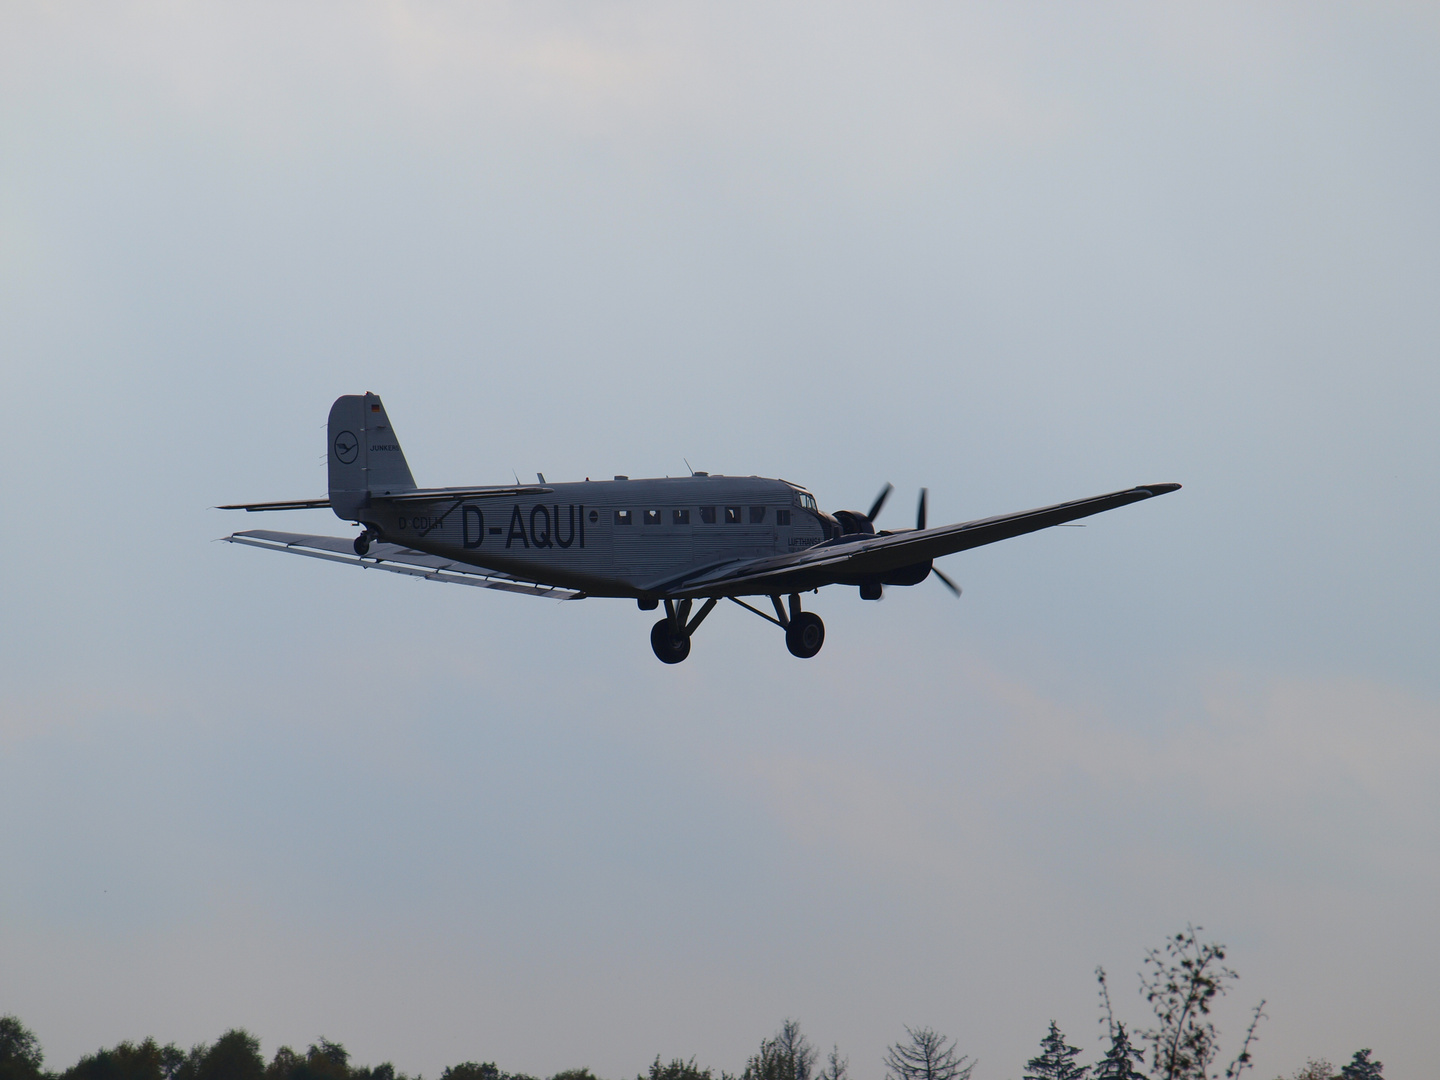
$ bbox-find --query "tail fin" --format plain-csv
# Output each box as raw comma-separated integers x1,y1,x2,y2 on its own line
328,393,416,521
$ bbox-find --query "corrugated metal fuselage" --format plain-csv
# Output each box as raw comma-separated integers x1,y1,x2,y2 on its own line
357,475,828,598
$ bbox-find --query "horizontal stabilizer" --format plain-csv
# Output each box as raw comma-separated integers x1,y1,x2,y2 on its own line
223,530,584,599
218,498,331,512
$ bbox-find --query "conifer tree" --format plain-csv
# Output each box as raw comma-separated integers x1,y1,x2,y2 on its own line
1337,1051,1381,1080
1024,1022,1088,1080
1092,1024,1146,1080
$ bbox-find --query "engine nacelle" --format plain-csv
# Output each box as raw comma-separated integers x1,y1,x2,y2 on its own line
832,509,876,535
882,561,932,587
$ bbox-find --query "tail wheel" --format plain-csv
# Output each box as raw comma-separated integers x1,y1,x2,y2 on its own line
650,619,692,664
785,612,825,658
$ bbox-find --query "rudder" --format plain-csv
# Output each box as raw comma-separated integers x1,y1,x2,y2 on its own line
328,393,416,521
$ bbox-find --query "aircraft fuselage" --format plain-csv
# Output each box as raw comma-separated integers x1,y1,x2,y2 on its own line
361,474,829,599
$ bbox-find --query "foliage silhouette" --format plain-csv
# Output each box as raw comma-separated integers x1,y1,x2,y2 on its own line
883,1027,973,1080
0,1018,46,1080
1092,1024,1147,1080
1024,1022,1088,1080
1337,1051,1381,1080
1098,927,1265,1080
743,1021,815,1080
638,1059,713,1080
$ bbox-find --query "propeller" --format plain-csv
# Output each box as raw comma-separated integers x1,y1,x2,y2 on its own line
868,482,894,522
917,487,961,597
841,482,963,598
930,566,962,597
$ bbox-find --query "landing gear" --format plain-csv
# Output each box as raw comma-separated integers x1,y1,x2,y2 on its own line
724,592,827,660
648,593,827,663
650,618,691,664
785,611,825,658
648,597,719,664
353,527,380,556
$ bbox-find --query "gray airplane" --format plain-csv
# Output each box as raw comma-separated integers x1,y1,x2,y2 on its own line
222,393,1180,663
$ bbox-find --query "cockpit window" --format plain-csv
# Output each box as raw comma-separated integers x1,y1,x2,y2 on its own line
794,492,818,513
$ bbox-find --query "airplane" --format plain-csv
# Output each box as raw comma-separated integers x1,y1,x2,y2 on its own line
221,393,1180,664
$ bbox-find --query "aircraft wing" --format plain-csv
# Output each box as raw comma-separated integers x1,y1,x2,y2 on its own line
223,530,583,599
663,483,1181,597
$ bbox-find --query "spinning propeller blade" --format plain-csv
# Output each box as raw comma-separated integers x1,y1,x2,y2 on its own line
931,566,962,597
867,482,894,522
917,488,928,531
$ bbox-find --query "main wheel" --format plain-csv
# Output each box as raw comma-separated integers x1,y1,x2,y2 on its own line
650,618,692,664
785,612,825,658
353,533,371,556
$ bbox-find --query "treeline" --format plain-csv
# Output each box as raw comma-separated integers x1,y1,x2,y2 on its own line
0,928,1387,1080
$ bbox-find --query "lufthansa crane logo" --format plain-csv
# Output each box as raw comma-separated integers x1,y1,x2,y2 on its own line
333,430,359,464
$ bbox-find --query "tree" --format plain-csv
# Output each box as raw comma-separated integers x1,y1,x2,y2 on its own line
816,1048,848,1080
174,1033,263,1080
0,1017,45,1080
1136,927,1264,1080
638,1060,712,1080
440,1065,500,1080
883,1028,973,1080
1337,1052,1381,1080
440,1064,534,1080
1282,1063,1335,1080
1024,1023,1088,1080
743,1021,816,1080
61,1039,181,1080
1092,1024,1147,1080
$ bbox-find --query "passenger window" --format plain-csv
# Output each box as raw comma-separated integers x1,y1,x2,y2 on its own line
776,508,790,526
725,506,742,524
673,508,690,525
615,510,632,525
750,506,766,523
644,509,661,525
700,506,717,524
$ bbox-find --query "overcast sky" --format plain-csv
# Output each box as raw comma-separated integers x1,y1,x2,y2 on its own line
2,4,1438,1079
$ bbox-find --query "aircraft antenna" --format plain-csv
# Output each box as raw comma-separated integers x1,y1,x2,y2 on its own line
684,458,695,476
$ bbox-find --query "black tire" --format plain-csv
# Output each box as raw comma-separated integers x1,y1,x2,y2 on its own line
785,612,825,658
650,618,691,664
353,534,371,556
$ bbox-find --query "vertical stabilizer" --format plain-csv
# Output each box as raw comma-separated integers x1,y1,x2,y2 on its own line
328,393,416,521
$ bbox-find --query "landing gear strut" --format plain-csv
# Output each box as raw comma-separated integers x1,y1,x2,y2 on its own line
649,597,718,664
727,593,826,659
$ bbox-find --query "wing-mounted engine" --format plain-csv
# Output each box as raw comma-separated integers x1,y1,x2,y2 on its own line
831,482,894,537
833,485,962,599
